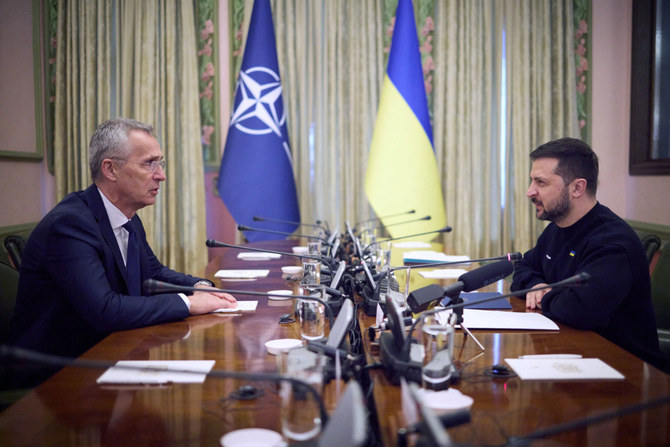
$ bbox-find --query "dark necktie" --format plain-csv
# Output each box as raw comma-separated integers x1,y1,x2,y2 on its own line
122,222,141,296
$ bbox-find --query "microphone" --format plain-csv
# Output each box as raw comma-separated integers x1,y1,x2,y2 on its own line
253,216,329,234
407,273,591,355
406,260,515,313
237,225,332,246
379,272,592,386
143,279,336,327
354,209,416,230
362,226,453,254
205,239,336,270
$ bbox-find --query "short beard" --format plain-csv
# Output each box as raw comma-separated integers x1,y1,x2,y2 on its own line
534,186,571,222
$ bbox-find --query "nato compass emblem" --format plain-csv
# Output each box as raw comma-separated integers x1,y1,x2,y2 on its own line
230,66,286,138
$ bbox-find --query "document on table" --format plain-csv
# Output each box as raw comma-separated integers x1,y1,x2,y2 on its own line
97,360,215,384
419,268,468,279
505,358,624,380
213,300,258,312
237,252,281,260
214,269,269,279
402,251,470,264
436,309,559,330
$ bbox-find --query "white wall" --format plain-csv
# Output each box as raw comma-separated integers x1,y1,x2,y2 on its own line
0,0,55,227
592,0,670,226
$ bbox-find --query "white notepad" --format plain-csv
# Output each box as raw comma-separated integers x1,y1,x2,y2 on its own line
96,360,215,384
505,358,625,380
419,268,468,279
215,269,269,279
213,300,258,312
437,309,559,330
237,252,281,260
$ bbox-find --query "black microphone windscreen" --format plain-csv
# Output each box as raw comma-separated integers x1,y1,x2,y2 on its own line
407,284,445,313
206,239,220,248
143,279,188,294
459,260,514,292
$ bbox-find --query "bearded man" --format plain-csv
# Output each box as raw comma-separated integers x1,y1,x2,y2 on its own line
511,138,667,372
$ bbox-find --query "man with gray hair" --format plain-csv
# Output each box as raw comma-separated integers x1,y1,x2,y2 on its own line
10,118,236,383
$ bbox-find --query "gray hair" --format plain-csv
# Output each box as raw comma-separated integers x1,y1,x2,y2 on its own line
89,118,155,181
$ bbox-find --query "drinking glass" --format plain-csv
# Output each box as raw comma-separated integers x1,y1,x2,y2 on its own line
297,285,326,341
279,351,324,442
301,259,321,285
420,312,455,390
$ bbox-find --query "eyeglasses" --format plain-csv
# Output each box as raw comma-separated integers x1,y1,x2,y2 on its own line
109,158,166,173
138,159,167,173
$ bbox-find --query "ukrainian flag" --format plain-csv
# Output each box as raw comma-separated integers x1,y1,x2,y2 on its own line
365,0,445,240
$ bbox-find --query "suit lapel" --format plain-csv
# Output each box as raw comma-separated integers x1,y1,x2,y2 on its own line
83,185,129,287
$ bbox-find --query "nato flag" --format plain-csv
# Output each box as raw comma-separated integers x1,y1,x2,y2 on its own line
217,0,300,241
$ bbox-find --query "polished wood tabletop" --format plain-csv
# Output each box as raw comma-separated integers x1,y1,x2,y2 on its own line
0,240,669,447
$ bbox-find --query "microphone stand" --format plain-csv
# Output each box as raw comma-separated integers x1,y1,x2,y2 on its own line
402,273,591,359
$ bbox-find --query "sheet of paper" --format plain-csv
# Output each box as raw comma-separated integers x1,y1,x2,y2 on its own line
393,241,432,248
214,269,269,279
436,308,559,330
505,358,624,380
402,251,470,264
96,360,215,384
213,300,258,312
419,268,468,279
237,252,281,260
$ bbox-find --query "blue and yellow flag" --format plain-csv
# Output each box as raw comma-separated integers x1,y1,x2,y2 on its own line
218,0,300,241
364,0,446,239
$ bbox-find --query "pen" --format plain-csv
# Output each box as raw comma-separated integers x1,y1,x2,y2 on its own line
518,354,582,359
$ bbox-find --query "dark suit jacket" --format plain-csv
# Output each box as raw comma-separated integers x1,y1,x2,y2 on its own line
10,184,204,359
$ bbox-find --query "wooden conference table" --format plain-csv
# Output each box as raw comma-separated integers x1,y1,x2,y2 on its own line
0,240,669,446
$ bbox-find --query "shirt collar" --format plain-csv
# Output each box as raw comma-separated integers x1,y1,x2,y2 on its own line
97,187,131,230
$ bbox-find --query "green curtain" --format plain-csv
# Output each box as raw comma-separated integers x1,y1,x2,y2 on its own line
52,0,207,274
